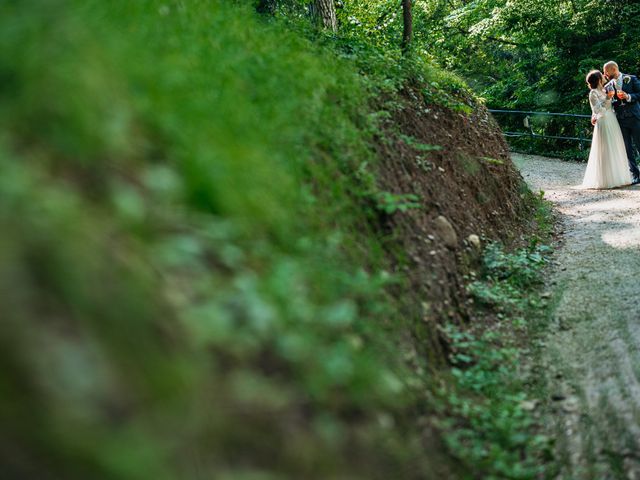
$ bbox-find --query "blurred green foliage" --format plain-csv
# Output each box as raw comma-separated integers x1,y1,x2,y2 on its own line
0,0,556,477
0,1,441,478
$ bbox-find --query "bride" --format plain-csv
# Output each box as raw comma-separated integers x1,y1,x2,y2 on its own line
582,70,631,189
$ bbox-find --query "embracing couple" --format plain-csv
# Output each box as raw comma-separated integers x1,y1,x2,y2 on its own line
582,61,640,189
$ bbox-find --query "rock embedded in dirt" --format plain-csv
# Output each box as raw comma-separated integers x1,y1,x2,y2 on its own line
562,396,581,414
434,216,458,249
520,399,539,411
467,234,481,249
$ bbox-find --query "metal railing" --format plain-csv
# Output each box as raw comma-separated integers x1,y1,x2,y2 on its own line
488,109,592,149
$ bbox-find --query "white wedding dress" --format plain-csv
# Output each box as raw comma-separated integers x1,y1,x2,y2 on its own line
582,88,631,189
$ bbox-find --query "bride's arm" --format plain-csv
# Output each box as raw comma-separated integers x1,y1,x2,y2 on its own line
589,90,606,116
589,90,610,125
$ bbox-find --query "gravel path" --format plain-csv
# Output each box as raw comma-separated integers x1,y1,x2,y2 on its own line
513,153,640,479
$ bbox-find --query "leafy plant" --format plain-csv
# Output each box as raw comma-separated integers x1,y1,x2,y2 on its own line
437,321,552,479
375,191,422,214
467,242,551,309
399,134,443,152
479,156,505,165
438,238,554,477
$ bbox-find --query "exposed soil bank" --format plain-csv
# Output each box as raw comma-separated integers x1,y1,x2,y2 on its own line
374,92,536,361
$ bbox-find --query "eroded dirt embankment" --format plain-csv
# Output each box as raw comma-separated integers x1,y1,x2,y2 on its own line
514,153,640,479
374,91,537,361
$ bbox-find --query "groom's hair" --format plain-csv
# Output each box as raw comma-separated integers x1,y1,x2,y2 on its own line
586,70,603,90
604,61,618,71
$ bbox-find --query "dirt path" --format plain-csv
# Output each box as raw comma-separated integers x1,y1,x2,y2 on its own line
513,153,640,479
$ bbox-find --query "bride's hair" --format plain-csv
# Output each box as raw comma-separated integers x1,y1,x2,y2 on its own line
586,70,603,90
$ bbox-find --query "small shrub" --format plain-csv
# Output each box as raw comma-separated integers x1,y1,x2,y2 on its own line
374,191,422,214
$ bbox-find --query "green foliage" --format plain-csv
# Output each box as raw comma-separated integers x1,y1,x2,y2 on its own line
483,243,550,287
341,0,640,158
437,189,556,477
479,156,505,165
0,0,553,477
467,242,551,311
0,1,438,478
438,238,555,477
429,0,640,157
467,189,554,311
399,134,443,152
530,189,555,240
438,323,552,479
375,191,422,214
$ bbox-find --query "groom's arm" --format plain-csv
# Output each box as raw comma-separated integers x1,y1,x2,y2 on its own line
625,76,640,102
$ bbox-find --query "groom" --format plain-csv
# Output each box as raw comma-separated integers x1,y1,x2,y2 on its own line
597,61,640,184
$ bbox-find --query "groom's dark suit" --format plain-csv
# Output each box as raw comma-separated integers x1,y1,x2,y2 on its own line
611,74,640,182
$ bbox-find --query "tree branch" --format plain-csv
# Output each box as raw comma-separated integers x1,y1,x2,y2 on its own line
402,0,413,52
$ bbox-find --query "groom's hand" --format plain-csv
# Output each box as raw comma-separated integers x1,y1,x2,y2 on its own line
591,115,597,126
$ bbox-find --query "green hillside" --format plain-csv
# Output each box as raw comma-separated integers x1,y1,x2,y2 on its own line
0,1,551,478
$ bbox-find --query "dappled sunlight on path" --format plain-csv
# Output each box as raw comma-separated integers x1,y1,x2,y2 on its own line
513,153,640,479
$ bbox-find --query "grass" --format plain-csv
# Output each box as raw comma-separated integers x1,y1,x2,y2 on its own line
434,191,557,479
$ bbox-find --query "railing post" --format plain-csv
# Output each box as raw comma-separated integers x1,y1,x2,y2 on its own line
579,131,584,151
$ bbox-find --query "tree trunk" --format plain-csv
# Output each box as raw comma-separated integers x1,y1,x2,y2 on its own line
310,0,337,32
402,0,412,52
256,0,277,15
